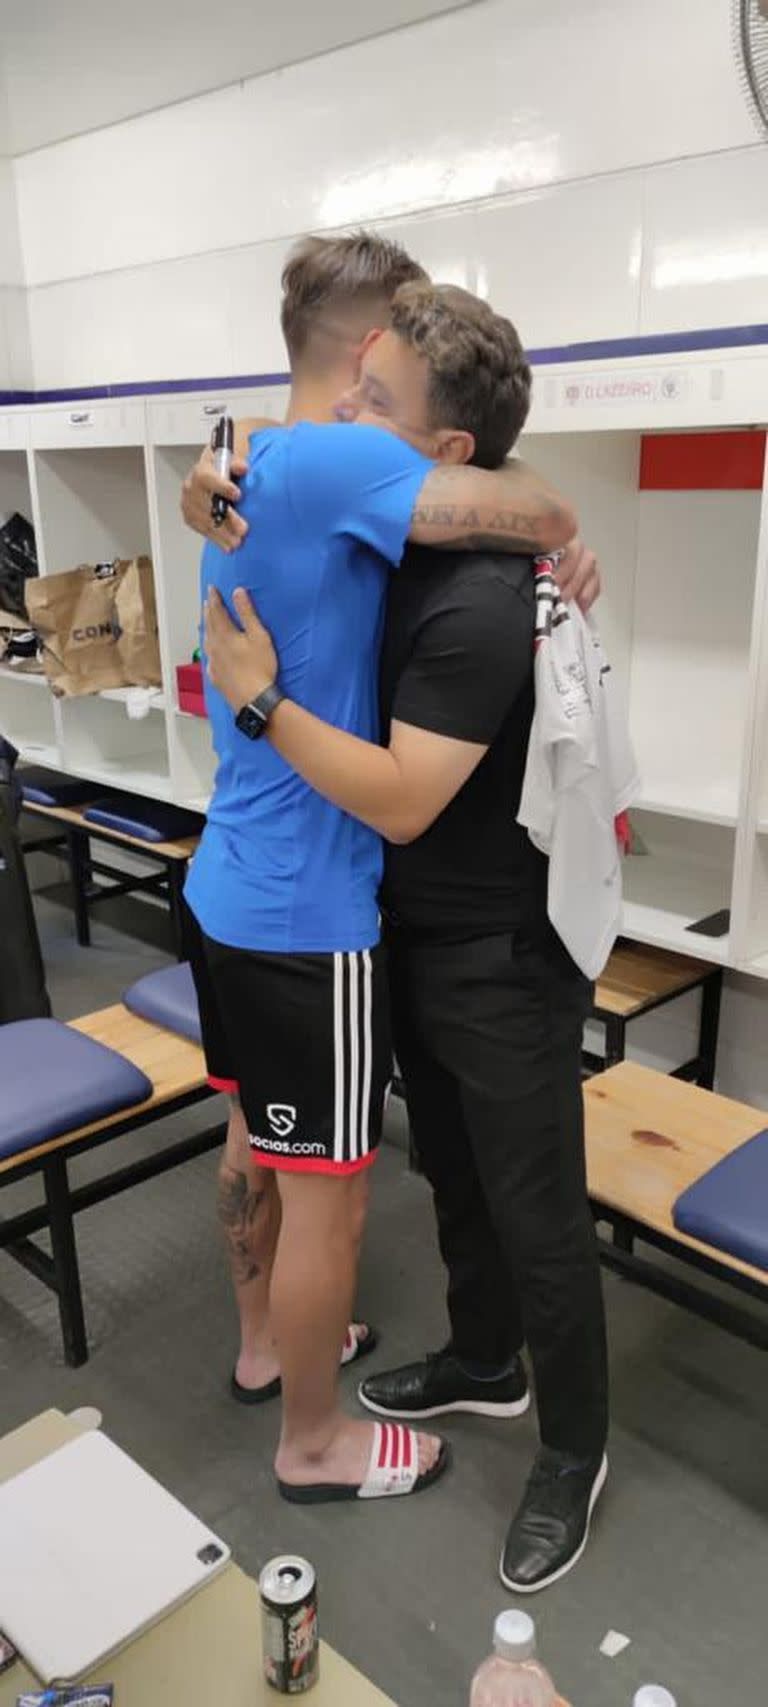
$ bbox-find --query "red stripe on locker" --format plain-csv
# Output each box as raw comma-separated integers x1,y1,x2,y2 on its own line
639,431,766,490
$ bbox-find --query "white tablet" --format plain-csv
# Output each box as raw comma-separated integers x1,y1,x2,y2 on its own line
0,1429,231,1684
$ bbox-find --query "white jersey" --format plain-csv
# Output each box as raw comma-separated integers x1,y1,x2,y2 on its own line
517,557,640,979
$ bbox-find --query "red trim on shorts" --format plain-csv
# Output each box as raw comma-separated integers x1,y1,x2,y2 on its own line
207,1074,240,1094
248,1147,379,1178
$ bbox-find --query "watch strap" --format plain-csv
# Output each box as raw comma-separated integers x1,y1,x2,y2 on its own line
236,683,284,739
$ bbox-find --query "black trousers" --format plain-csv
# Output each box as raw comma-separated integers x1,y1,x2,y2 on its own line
388,922,608,1459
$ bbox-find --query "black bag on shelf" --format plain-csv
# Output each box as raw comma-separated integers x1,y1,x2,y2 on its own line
0,734,52,1024
0,511,39,622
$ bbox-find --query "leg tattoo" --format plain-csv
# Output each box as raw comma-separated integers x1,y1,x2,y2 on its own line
217,1166,269,1287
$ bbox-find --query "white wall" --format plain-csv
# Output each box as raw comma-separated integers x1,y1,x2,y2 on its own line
6,0,768,1105
0,74,31,392
11,0,768,389
0,0,473,154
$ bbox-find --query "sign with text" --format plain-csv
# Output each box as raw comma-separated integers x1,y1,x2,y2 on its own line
560,368,690,408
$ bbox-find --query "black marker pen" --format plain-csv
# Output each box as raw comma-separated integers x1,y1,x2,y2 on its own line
211,413,234,526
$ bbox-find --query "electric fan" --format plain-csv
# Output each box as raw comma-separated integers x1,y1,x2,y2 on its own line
734,0,768,133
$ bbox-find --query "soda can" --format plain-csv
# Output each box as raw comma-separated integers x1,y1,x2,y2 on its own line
259,1555,319,1694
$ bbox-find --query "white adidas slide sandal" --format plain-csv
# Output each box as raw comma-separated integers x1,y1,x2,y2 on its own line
277,1420,451,1505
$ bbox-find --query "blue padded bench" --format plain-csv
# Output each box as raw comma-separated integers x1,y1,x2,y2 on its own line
673,1131,768,1273
19,768,99,898
0,1019,151,1160
123,962,202,1046
584,1061,768,1350
0,1000,224,1366
83,794,204,845
20,767,98,809
21,778,204,959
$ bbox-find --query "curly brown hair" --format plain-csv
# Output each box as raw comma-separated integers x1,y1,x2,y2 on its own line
281,232,427,365
390,281,531,468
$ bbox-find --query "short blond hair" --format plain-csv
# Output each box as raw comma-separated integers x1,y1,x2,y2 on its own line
281,232,427,366
391,281,531,467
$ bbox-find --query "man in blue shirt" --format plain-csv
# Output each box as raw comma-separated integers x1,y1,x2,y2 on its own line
183,237,579,1507
186,422,432,957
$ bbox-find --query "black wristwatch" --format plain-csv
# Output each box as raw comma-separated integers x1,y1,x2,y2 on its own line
235,683,284,740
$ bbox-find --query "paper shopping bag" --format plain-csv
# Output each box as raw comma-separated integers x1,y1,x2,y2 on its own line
25,556,162,698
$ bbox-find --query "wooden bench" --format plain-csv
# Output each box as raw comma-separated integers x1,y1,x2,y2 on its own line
0,1004,223,1366
23,799,200,959
585,940,723,1087
585,1062,768,1347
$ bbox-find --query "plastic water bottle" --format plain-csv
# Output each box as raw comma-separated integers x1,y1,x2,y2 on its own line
470,1611,556,1707
634,1690,676,1707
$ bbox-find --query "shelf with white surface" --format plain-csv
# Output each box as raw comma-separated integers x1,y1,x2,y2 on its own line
622,902,731,966
97,687,166,712
634,780,740,829
57,693,171,798
621,812,735,965
12,740,61,769
54,757,174,801
0,666,49,690
0,673,59,764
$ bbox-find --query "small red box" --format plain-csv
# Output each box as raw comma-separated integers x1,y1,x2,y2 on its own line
176,661,207,718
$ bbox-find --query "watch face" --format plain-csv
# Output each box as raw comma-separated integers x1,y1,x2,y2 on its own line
236,702,266,740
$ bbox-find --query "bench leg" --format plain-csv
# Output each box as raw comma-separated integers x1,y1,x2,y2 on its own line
604,1015,626,1070
44,1154,88,1367
612,1215,635,1255
697,968,724,1091
67,828,92,949
168,859,187,961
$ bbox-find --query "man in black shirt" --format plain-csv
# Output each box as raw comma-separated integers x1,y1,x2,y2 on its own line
185,258,607,1589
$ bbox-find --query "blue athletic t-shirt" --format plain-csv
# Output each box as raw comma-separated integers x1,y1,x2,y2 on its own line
185,421,432,953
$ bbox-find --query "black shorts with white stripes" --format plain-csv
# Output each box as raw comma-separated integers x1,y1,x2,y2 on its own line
186,908,392,1175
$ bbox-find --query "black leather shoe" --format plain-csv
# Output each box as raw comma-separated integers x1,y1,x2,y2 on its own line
359,1345,530,1421
500,1447,608,1593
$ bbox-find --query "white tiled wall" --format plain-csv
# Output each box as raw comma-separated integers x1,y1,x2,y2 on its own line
28,252,238,391
641,149,768,336
14,0,756,291
6,0,765,391
0,157,31,391
4,0,469,155
0,287,32,392
474,175,645,347
19,142,768,392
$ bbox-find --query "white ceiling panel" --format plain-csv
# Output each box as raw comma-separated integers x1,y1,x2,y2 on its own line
0,0,476,155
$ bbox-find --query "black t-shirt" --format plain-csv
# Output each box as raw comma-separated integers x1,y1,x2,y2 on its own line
379,545,548,940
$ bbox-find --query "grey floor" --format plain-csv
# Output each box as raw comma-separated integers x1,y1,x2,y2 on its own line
2,880,768,1707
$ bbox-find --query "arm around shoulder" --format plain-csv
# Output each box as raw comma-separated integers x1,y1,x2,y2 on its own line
409,459,576,555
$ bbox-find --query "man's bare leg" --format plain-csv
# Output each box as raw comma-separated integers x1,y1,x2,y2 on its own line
217,1100,283,1390
272,1170,440,1488
217,1101,373,1393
